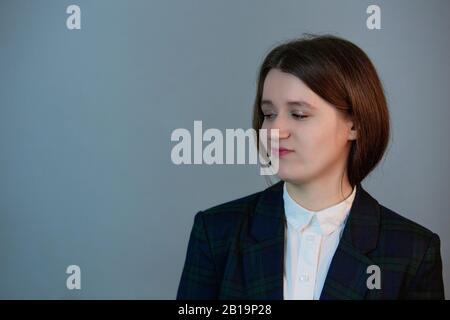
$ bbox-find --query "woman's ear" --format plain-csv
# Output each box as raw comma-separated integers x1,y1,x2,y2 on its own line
348,122,357,140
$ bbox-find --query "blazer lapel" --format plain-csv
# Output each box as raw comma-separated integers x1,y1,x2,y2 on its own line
320,183,381,300
241,180,286,299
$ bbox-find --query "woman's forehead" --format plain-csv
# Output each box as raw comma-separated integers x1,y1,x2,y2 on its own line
262,69,320,107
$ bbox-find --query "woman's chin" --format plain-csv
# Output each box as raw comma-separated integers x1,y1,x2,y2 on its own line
276,169,301,182
276,168,312,185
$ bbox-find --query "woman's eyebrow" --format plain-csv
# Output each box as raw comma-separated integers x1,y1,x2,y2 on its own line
260,99,315,109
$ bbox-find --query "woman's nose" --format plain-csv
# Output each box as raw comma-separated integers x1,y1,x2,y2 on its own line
270,116,290,139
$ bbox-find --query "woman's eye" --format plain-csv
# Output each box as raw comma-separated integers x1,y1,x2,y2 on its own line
263,113,308,120
292,114,308,119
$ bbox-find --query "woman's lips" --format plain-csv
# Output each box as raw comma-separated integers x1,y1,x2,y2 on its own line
271,148,294,157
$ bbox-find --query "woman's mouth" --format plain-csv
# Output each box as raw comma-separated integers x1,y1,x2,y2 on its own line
271,147,294,157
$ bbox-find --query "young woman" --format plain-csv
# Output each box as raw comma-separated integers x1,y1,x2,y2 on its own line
176,34,445,300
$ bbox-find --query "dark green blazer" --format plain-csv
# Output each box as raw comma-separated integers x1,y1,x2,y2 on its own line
177,180,445,299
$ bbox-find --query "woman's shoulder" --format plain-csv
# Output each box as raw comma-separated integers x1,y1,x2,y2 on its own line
189,186,272,242
191,181,285,242
197,180,283,219
352,183,438,245
378,204,437,238
198,186,266,219
376,203,440,257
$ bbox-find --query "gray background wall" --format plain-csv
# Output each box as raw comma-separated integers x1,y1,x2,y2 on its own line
0,0,448,299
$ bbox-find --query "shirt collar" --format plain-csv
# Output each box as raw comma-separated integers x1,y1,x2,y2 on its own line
283,181,357,235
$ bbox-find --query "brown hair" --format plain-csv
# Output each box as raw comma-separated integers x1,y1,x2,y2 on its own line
252,34,390,188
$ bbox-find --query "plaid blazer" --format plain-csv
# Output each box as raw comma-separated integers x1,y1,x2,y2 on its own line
176,180,445,300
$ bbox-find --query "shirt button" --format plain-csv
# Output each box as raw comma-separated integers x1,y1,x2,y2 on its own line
299,274,310,282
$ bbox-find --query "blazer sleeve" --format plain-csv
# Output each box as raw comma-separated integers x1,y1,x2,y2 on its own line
176,211,220,299
406,232,445,299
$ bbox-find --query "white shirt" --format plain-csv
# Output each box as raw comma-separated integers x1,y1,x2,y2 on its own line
282,182,357,300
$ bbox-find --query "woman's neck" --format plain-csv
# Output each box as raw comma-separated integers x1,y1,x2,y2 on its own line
285,176,354,212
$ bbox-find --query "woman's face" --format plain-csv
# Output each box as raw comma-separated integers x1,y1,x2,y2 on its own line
260,68,356,185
